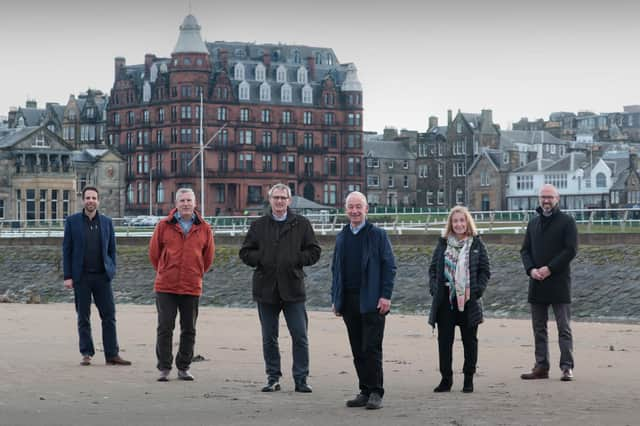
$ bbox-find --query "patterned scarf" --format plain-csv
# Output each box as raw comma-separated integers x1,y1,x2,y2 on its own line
443,236,473,312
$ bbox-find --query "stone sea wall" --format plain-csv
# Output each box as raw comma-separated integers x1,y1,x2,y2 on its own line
1,235,639,322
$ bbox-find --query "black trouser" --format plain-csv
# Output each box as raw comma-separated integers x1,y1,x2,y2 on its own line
436,302,478,377
155,292,199,371
342,291,386,397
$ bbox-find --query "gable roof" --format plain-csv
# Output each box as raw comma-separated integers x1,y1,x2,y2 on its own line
0,126,40,148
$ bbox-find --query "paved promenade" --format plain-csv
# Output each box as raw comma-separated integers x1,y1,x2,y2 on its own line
1,304,638,426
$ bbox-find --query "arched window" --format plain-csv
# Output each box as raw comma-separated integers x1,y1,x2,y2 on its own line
293,50,301,64
276,65,287,83
302,84,313,104
281,83,292,102
260,82,271,101
234,63,245,80
239,81,250,100
297,66,307,84
156,182,165,203
456,188,464,204
596,172,607,188
255,63,266,81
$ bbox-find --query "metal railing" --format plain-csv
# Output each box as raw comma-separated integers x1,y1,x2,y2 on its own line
1,208,639,238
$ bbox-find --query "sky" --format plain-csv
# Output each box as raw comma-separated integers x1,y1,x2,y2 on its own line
2,0,640,132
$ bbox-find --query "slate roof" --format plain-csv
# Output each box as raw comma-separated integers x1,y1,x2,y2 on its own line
16,107,46,126
289,195,330,210
500,130,567,148
0,126,40,148
513,158,555,172
364,140,416,160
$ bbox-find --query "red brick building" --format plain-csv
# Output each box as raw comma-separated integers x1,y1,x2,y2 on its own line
106,14,364,216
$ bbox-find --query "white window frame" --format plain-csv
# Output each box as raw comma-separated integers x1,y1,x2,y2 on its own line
281,83,292,102
239,81,250,100
234,63,245,80
259,82,271,101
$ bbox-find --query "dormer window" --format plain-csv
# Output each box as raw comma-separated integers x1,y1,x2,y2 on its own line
276,65,287,83
86,107,95,119
297,67,308,84
293,50,301,64
281,83,292,102
260,82,271,101
326,53,334,65
255,63,266,81
302,85,313,104
234,63,245,80
239,81,250,100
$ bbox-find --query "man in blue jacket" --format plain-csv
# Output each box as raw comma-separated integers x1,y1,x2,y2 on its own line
62,186,130,367
331,191,396,410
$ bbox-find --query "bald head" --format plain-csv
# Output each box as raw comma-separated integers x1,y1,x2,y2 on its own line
539,184,560,213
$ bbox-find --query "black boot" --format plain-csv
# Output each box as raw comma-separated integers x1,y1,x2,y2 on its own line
462,374,474,393
433,375,452,392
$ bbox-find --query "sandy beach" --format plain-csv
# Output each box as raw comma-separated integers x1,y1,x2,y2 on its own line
1,303,638,426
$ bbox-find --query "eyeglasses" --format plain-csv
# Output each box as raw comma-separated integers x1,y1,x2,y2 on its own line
271,196,289,200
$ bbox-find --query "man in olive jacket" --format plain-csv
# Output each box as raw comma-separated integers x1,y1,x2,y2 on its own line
520,184,578,382
239,183,321,393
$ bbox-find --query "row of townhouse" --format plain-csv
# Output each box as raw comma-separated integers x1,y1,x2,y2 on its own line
364,110,640,212
513,105,640,143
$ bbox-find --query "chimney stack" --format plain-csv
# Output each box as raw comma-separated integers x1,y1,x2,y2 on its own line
428,116,438,130
263,51,271,68
219,48,228,70
144,54,155,79
447,109,453,126
114,57,126,81
306,56,315,82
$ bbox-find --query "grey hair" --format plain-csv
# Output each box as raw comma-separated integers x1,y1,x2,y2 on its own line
268,183,291,198
345,191,368,207
175,187,196,202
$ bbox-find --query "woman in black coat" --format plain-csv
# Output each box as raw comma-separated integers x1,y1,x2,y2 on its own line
428,206,490,393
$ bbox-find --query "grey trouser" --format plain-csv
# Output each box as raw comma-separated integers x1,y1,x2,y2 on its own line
530,303,574,370
257,301,309,382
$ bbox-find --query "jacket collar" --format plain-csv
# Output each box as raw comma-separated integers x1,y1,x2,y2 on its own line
167,208,203,225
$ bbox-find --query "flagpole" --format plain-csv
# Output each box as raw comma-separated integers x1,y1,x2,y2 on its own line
200,91,205,217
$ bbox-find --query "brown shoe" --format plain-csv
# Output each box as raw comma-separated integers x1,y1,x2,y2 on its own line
80,355,92,366
106,355,132,366
521,367,549,380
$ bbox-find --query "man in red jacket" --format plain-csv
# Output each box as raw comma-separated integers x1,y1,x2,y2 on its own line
149,188,215,382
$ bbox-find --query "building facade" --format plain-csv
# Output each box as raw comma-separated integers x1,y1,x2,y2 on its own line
0,126,76,222
363,135,416,208
106,14,364,215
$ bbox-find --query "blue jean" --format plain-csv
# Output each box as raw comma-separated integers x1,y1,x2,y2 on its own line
257,301,309,382
73,273,119,359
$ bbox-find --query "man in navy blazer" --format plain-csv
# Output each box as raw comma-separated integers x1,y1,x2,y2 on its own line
63,186,130,366
331,191,396,410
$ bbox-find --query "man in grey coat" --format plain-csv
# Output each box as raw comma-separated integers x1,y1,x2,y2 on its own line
520,184,578,382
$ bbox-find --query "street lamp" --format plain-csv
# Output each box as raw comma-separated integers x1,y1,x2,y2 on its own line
149,167,153,216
